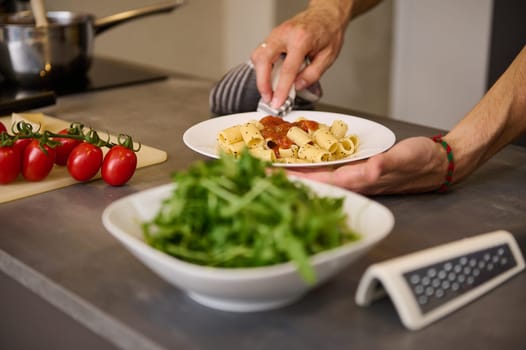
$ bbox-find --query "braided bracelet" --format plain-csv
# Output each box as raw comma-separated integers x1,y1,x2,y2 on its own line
431,135,455,192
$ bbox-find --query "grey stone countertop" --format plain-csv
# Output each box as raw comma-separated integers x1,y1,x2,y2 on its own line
1,73,525,350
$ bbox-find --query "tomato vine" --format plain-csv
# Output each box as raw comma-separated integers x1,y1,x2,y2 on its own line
1,121,141,186
4,121,140,150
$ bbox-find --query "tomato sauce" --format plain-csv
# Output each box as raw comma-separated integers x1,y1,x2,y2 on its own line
259,116,319,157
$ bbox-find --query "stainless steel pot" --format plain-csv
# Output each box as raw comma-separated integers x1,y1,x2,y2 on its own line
0,0,185,87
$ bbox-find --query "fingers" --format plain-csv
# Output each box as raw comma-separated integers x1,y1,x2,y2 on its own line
287,167,341,186
253,60,273,104
252,47,309,108
331,157,384,191
296,47,336,90
251,42,278,104
252,42,340,108
271,49,306,108
251,22,315,108
287,159,378,191
293,56,327,92
286,156,385,194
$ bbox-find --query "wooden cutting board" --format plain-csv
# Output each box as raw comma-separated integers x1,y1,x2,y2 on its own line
0,114,167,203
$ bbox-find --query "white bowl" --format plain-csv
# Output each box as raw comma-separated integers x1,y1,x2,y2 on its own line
102,178,394,312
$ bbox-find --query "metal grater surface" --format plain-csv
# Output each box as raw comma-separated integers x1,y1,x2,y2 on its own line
403,243,517,314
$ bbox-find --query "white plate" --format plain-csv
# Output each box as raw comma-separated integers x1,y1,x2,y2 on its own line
183,111,396,167
102,178,394,312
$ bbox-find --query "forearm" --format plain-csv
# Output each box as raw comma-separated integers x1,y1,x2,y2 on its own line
444,45,526,183
307,0,383,29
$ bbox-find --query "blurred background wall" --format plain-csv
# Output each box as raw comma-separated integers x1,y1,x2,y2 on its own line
46,0,496,131
391,0,492,130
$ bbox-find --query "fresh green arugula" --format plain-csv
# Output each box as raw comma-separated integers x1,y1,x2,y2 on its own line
142,149,360,284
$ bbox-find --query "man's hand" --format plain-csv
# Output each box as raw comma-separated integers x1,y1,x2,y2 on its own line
250,3,349,109
287,137,448,195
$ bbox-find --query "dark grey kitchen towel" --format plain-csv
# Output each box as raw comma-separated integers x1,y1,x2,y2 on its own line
209,60,322,116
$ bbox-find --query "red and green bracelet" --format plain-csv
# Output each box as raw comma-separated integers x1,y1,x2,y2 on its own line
431,135,455,192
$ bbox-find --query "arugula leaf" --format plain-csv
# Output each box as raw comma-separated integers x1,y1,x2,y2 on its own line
142,149,360,284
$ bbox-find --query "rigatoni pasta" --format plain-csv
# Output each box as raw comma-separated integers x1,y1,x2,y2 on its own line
287,126,312,147
218,125,243,145
329,120,348,139
217,115,359,163
312,128,339,153
239,122,264,148
298,144,331,162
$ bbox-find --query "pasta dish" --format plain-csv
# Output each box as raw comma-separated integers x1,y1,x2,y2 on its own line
217,115,359,163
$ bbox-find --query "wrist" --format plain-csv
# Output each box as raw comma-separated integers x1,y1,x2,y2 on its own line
431,135,455,192
308,0,353,28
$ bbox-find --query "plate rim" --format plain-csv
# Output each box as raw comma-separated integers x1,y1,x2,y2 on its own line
183,110,396,168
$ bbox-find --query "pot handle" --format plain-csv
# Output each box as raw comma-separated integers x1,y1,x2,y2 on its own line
94,0,185,35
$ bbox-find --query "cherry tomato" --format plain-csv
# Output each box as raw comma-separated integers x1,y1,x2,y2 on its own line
22,139,56,181
53,128,82,166
101,145,137,186
14,138,33,162
0,121,7,134
67,142,103,182
0,145,21,184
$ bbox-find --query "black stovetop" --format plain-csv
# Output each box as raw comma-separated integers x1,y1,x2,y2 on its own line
0,57,168,115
